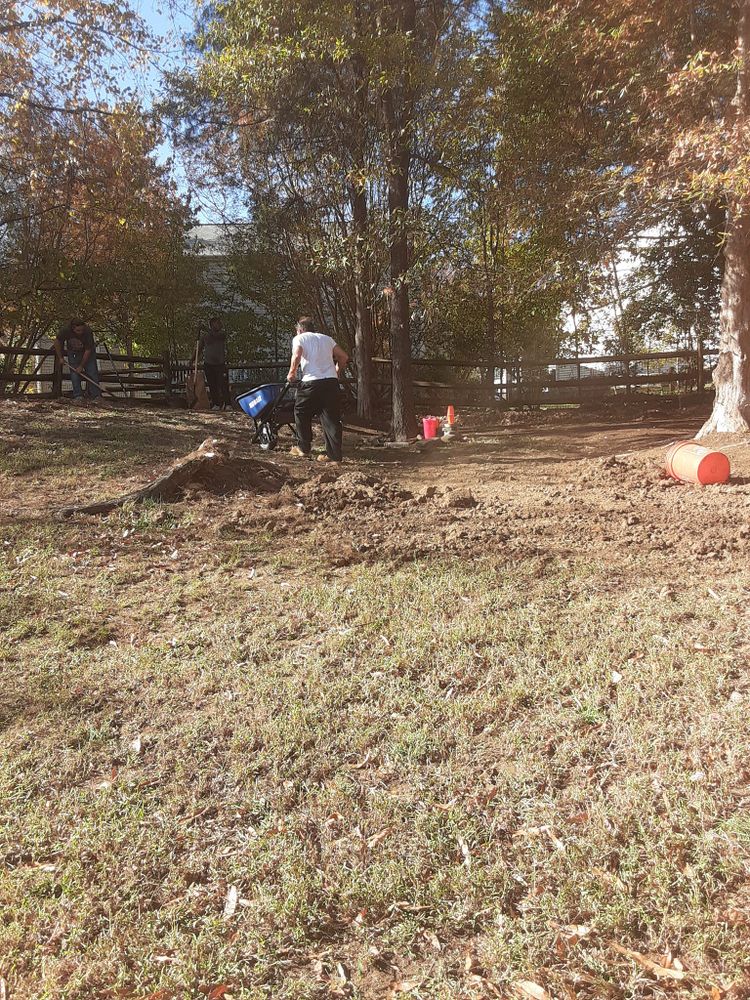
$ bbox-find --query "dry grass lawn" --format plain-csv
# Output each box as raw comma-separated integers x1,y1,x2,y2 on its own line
1,399,749,1000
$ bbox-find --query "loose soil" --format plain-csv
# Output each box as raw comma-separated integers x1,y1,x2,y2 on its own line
3,396,750,611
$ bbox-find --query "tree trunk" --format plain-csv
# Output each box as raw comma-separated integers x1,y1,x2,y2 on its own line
350,175,375,423
349,25,376,423
388,145,417,439
481,223,496,390
383,0,417,441
699,0,750,436
698,198,750,433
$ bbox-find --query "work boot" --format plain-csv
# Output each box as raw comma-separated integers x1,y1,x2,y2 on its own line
317,454,340,464
289,446,308,458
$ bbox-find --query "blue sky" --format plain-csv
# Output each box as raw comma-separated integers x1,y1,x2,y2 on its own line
129,2,208,214
134,1,194,106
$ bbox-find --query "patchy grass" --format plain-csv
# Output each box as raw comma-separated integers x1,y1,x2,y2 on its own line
1,404,749,999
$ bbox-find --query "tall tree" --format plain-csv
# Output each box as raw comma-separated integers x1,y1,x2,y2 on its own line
532,0,746,432
177,1,382,419
381,0,418,438
178,0,480,438
0,4,199,370
707,0,750,433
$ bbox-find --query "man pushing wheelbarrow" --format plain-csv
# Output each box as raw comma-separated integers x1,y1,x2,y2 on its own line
286,316,348,464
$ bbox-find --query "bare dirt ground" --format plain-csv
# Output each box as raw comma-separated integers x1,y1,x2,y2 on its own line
3,398,749,574
1,399,750,1000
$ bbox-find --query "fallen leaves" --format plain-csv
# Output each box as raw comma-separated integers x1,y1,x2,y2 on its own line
458,835,472,869
592,865,627,892
367,827,393,849
514,980,551,1000
513,825,565,851
550,921,593,955
312,957,354,996
719,905,750,927
390,980,420,995
206,987,233,1000
462,954,504,996
222,885,238,920
85,766,118,791
422,929,442,952
609,942,687,980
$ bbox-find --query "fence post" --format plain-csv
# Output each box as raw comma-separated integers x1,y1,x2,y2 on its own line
52,351,62,398
162,352,173,400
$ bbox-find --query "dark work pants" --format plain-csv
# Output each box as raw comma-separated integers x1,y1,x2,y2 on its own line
68,351,101,399
204,364,229,406
294,378,343,460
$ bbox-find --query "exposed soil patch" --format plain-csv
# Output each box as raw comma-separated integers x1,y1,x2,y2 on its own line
190,453,290,496
578,452,667,489
294,470,414,513
3,401,750,576
279,429,750,570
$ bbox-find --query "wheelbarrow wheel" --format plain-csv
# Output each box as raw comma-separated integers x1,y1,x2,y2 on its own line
258,423,278,451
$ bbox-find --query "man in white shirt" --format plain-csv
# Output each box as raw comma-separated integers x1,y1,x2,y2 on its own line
286,316,349,463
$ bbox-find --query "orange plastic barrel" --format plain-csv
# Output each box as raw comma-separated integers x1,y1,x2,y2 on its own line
664,440,730,485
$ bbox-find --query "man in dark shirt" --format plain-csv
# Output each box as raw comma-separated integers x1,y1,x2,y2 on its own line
54,319,101,404
197,317,230,410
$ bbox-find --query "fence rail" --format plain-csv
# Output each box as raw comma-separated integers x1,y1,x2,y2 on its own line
368,348,718,408
1,345,719,407
0,347,170,398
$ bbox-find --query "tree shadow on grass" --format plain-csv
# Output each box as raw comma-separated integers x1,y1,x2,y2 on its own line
1,403,257,481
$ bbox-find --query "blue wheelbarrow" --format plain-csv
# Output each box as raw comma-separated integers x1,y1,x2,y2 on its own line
236,382,297,451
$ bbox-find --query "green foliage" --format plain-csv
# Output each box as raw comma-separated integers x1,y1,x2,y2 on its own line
0,4,203,368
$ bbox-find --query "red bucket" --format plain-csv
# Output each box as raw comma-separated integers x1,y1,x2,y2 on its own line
422,416,440,440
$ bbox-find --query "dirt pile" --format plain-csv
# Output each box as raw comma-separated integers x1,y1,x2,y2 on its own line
461,408,572,430
294,470,414,514
577,453,668,490
579,392,685,417
498,408,574,427
190,455,289,496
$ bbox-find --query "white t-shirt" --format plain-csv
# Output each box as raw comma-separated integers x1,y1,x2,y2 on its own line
293,331,338,382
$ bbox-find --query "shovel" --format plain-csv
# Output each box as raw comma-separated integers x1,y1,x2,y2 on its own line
63,360,119,401
186,338,210,411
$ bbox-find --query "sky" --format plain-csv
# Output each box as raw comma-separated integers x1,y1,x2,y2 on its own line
129,2,204,214
132,2,250,225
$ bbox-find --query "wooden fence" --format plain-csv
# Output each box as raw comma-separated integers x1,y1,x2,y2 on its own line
0,347,171,398
2,345,719,408
365,347,719,408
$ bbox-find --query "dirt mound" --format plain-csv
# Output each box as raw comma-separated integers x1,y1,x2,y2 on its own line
497,408,574,427
577,452,668,490
461,408,573,430
294,470,413,514
579,392,683,416
191,455,289,495
575,435,750,491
